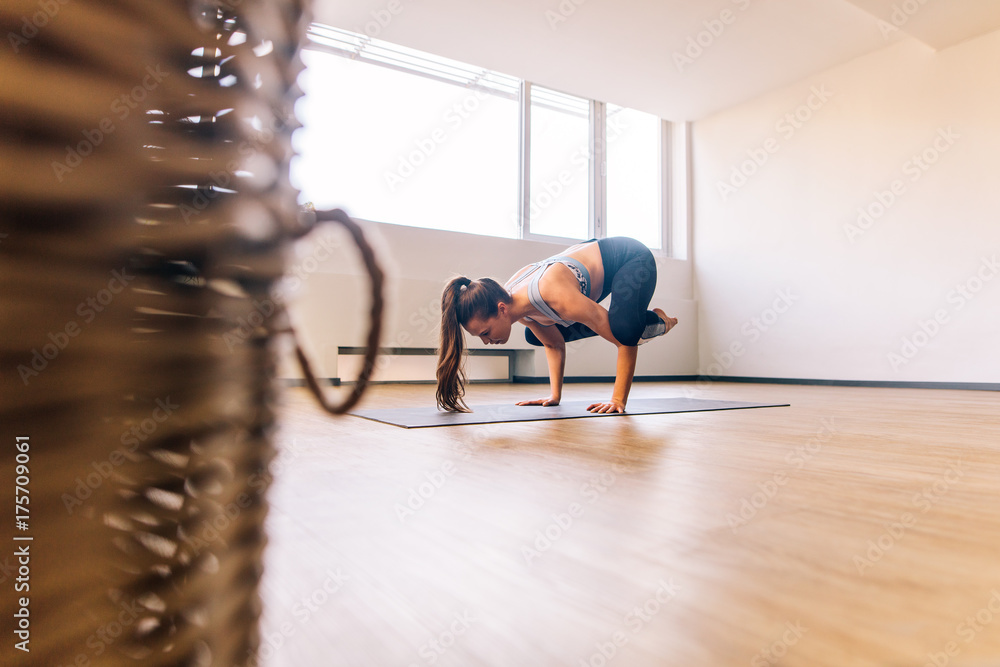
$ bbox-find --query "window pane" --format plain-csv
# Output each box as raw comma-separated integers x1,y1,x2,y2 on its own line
528,86,590,240
292,48,519,238
606,104,662,249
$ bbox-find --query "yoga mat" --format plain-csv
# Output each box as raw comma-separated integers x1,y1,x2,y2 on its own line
349,397,789,428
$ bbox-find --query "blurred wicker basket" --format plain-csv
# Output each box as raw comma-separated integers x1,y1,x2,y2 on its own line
0,1,379,664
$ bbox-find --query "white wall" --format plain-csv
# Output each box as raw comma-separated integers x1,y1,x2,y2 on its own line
692,32,1000,383
283,222,698,382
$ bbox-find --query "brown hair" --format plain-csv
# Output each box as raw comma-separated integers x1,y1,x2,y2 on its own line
436,276,511,412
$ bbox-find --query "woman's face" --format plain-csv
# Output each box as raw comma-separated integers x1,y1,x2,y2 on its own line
464,303,512,345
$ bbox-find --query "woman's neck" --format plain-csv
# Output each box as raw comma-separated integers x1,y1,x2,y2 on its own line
507,291,535,321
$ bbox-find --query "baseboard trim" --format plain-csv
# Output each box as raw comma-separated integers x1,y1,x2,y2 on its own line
515,375,999,391
281,376,999,391
279,378,509,387
513,375,700,384
697,376,1000,391
282,378,337,387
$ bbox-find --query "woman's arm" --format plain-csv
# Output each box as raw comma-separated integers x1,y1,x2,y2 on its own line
516,320,566,406
588,346,637,413
541,274,636,413
545,282,620,345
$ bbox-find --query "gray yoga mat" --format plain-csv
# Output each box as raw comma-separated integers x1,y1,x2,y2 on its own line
349,397,789,428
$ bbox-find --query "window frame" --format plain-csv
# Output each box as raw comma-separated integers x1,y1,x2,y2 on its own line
301,24,673,256
518,82,594,246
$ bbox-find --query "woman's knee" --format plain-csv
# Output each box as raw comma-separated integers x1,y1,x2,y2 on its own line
610,319,642,347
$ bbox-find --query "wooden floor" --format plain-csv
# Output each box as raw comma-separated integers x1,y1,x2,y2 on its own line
259,381,1000,667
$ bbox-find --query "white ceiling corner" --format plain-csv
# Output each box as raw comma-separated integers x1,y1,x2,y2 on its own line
840,0,1000,51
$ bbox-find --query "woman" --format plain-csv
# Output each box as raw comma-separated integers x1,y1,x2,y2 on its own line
436,236,677,413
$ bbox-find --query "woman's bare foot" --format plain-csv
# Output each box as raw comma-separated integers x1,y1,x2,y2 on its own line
653,308,678,333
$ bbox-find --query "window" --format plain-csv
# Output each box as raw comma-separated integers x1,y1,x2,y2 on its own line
293,26,520,237
527,86,590,241
605,104,664,250
293,24,671,253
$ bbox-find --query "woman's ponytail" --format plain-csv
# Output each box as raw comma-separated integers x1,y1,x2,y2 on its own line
436,276,473,412
436,276,512,412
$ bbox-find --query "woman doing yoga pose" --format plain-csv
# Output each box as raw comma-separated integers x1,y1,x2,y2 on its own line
436,237,677,413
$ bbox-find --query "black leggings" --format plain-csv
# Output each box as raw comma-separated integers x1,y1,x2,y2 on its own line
525,236,658,347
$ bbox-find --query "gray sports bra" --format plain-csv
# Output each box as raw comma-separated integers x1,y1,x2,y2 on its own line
503,255,591,327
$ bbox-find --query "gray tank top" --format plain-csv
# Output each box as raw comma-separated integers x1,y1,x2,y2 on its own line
504,255,591,327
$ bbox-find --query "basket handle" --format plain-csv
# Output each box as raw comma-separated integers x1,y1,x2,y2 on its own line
288,207,384,414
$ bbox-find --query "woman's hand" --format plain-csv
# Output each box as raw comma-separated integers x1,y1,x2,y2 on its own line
516,397,560,407
587,399,626,414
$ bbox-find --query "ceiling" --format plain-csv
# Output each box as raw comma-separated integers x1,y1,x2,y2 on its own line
310,0,1000,121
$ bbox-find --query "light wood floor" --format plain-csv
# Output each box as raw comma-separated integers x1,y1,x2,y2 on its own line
259,381,1000,667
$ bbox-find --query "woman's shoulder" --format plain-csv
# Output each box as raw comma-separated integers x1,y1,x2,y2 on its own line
559,242,602,283
536,261,589,301
505,263,536,290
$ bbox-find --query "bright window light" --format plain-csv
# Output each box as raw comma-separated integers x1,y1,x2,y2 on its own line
292,29,519,238
290,24,671,253
527,86,590,240
606,104,662,249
